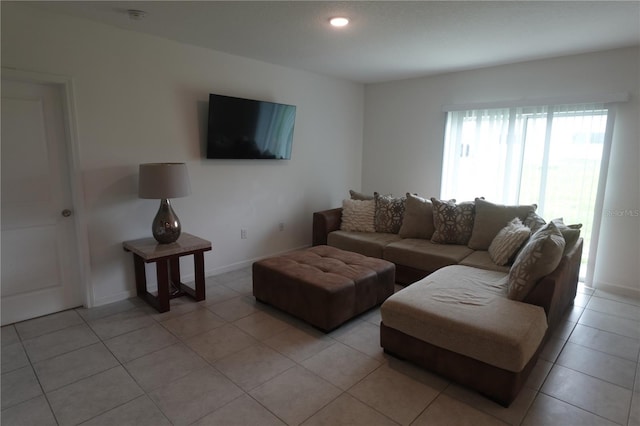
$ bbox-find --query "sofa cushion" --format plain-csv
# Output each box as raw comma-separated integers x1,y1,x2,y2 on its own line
381,265,547,372
374,193,406,234
398,193,435,239
551,218,582,254
349,189,374,201
468,199,537,250
384,238,473,273
523,211,546,233
327,230,403,259
459,251,510,273
508,221,565,301
430,198,476,245
340,199,375,232
488,218,531,266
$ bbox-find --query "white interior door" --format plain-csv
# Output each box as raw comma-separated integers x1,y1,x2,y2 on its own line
1,78,83,325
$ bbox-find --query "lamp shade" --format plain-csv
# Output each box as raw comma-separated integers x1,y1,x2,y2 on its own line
139,163,191,199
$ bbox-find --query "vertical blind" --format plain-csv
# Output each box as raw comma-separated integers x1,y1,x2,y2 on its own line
441,103,613,282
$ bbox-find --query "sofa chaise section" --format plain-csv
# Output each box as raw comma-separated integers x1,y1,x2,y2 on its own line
380,265,548,406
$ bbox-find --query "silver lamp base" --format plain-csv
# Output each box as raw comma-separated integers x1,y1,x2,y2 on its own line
152,199,181,244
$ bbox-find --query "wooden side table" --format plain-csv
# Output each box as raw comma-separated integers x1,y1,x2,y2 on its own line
123,233,212,313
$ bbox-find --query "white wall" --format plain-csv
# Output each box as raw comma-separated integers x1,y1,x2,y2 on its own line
364,47,640,296
2,4,364,306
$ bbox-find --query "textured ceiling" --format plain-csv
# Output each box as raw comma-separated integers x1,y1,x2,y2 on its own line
27,1,640,83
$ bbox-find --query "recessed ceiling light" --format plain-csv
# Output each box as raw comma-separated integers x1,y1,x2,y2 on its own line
329,17,350,27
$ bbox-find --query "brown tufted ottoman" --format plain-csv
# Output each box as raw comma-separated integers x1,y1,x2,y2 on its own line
253,245,395,332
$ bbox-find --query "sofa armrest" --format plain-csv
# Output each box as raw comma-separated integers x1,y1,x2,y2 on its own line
523,238,583,331
312,208,343,246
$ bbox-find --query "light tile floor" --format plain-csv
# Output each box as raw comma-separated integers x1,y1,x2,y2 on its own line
2,267,639,425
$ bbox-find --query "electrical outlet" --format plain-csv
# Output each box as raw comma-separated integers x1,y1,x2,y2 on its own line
240,229,247,239
279,222,285,232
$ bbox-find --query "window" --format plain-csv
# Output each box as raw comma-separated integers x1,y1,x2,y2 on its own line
441,103,613,282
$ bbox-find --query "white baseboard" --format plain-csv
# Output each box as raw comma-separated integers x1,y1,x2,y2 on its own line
204,244,311,277
92,289,136,308
592,281,640,300
91,244,312,308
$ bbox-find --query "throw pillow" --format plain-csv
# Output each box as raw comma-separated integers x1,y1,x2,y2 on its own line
430,198,476,245
508,221,565,301
374,193,406,233
340,199,375,232
349,189,374,201
523,211,546,234
488,218,531,266
551,218,582,254
398,193,435,239
468,198,537,250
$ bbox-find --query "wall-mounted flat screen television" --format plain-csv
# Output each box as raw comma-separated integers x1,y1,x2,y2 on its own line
206,94,296,160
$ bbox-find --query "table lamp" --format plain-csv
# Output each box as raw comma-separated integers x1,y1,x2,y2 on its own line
138,163,191,244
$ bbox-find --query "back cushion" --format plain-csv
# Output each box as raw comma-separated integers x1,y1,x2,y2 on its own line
398,193,435,239
374,193,406,234
523,211,546,234
551,218,582,254
349,189,374,201
430,198,476,245
467,198,537,250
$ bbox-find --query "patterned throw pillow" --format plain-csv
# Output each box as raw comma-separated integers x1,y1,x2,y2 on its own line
488,218,531,266
340,199,375,232
430,198,476,245
523,211,546,234
374,193,406,234
508,222,565,301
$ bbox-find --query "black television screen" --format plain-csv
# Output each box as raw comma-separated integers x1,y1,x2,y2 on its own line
206,94,296,159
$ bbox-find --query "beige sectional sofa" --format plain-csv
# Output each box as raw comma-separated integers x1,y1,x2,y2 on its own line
312,193,583,406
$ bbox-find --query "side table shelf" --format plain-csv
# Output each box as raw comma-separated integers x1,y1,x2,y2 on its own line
123,233,212,313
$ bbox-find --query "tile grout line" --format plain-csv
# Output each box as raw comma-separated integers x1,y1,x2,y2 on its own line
8,303,433,424
4,309,92,421
339,361,404,425
89,306,215,425
43,309,145,425
15,307,174,424
95,332,175,425
141,299,292,425
565,332,640,364
521,295,586,425
625,365,639,426
535,392,627,426
538,290,634,424
548,361,635,391
90,311,171,423
561,296,640,377
8,310,93,423
578,307,640,340
4,271,638,425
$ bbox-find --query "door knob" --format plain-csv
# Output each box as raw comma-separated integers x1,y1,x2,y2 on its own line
61,209,72,217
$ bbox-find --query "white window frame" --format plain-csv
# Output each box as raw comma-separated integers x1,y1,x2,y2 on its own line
441,94,629,285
